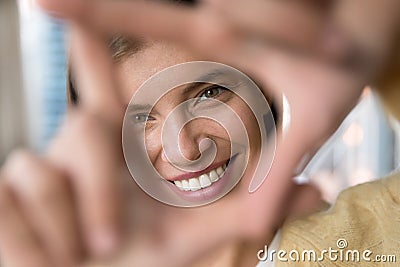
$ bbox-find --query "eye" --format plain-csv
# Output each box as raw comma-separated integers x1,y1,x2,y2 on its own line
133,113,155,123
198,86,226,102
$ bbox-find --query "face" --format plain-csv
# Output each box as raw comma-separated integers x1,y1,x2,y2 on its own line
117,42,271,205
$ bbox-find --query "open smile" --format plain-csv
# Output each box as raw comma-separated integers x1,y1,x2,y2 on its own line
163,154,243,203
167,159,229,191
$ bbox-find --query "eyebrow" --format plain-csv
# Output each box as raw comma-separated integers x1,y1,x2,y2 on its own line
127,103,153,113
182,70,229,94
127,70,232,112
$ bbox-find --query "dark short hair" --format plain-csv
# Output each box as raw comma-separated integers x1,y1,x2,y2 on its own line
67,36,146,104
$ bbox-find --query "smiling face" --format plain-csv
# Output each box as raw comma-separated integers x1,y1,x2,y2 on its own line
143,82,261,202
115,42,273,204
70,40,275,205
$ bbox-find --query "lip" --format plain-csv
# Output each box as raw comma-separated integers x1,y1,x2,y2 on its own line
166,159,229,182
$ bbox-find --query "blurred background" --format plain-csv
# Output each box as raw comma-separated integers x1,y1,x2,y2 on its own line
1,0,400,203
0,0,66,161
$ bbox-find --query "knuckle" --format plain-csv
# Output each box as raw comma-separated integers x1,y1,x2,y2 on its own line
2,150,65,205
190,12,233,52
2,149,37,181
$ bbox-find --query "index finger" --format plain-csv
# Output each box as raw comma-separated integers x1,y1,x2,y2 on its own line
35,0,334,61
48,24,126,258
69,23,124,124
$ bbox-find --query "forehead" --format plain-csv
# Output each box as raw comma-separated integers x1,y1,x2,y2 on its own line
115,42,202,104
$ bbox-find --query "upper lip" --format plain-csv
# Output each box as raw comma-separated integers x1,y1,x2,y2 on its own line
166,159,229,182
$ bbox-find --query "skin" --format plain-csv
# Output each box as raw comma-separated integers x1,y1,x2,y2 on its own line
116,42,265,266
1,0,398,266
0,30,320,267
0,30,321,267
117,42,261,198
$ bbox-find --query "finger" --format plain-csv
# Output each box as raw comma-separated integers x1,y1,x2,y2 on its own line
47,111,124,259
36,0,199,43
2,150,82,266
36,0,243,66
237,125,316,239
205,0,331,50
0,182,52,267
35,0,328,61
69,23,124,124
240,56,364,238
65,24,126,258
34,0,83,18
287,184,323,217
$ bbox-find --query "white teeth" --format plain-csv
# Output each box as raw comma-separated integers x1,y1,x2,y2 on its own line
216,167,224,176
199,174,212,188
181,180,190,191
172,163,228,191
189,178,201,191
209,170,219,182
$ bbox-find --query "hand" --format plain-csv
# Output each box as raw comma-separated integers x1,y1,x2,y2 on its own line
35,0,399,191
1,0,398,266
36,0,399,194
35,0,378,222
0,24,126,266
0,24,322,267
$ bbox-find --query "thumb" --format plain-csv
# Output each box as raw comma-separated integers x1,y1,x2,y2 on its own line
69,23,124,125
287,183,323,218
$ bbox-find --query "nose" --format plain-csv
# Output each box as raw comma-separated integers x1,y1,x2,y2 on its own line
161,109,217,171
162,123,201,163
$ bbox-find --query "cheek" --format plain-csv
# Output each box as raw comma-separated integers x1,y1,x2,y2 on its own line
144,127,162,163
229,100,261,148
196,119,229,140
